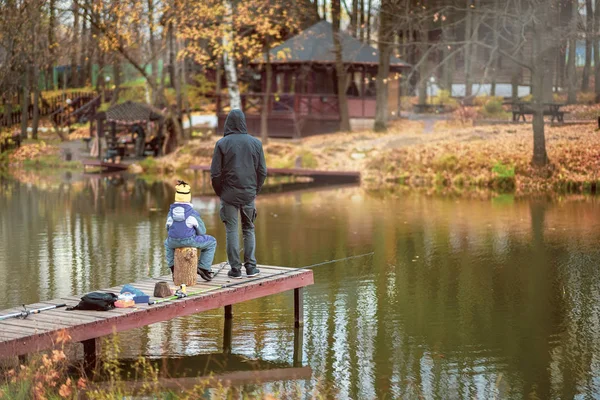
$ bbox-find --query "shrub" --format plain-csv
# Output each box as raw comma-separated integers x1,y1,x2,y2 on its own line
138,156,158,173
434,154,459,172
521,94,533,102
491,161,516,192
431,90,459,110
577,91,596,105
483,98,504,115
299,149,318,169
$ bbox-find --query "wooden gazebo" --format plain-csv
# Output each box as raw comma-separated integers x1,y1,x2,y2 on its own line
216,21,411,138
93,101,165,161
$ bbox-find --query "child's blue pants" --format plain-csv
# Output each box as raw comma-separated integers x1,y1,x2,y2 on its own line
164,235,216,272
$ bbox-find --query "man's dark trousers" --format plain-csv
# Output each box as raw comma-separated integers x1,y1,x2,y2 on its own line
220,199,257,272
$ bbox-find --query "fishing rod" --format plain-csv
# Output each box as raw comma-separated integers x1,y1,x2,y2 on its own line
0,303,67,321
148,262,229,305
218,251,375,291
148,252,374,306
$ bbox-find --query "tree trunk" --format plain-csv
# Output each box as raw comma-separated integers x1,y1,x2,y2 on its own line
332,0,351,131
442,14,454,93
374,0,392,131
350,0,358,37
88,7,97,89
173,247,197,286
531,3,554,167
366,0,372,43
222,0,241,109
532,65,548,166
182,47,193,137
417,19,429,105
111,54,121,105
582,0,593,92
79,7,89,86
3,94,11,127
322,0,327,22
71,1,80,87
464,0,473,104
313,0,320,21
47,0,56,89
20,69,29,140
260,43,272,144
32,54,40,140
148,0,158,102
97,51,105,101
595,0,600,102
175,39,184,136
490,0,500,96
567,0,578,104
359,0,365,41
168,21,175,89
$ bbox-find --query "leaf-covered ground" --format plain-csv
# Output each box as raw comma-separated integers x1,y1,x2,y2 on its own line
363,121,600,195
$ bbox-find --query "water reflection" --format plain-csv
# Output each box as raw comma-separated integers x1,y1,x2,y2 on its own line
2,177,600,398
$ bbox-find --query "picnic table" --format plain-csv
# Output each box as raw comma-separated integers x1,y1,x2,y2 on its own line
509,102,568,123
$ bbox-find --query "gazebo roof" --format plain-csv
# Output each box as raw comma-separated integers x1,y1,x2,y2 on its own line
258,21,410,68
101,101,164,125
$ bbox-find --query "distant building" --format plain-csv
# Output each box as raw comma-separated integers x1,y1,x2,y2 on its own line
216,21,411,138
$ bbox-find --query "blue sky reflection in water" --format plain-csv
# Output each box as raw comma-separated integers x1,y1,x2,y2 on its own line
1,176,600,399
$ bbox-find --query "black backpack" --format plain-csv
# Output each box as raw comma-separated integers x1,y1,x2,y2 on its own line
66,292,118,311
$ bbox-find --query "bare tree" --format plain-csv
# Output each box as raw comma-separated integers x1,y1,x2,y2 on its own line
332,0,351,131
374,0,394,131
567,0,578,104
595,0,600,101
582,0,593,91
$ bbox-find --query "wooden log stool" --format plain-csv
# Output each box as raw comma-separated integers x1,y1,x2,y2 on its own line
173,247,197,286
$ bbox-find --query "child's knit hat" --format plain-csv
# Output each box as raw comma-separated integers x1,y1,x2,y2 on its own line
175,180,192,203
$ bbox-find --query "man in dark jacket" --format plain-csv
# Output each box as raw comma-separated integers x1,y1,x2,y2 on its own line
210,109,267,279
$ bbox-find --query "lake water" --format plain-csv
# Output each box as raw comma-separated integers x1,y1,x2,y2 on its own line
2,175,600,399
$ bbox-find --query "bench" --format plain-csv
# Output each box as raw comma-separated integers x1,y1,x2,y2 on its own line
511,103,568,123
413,103,446,114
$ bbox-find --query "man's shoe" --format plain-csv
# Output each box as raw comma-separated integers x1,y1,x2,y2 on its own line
246,267,260,278
197,268,213,282
169,266,174,280
227,269,242,279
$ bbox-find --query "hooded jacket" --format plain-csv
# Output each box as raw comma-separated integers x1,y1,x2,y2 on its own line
210,109,267,206
165,202,206,239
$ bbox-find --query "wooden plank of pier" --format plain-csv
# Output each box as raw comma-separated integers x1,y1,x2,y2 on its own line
0,265,313,358
190,165,360,183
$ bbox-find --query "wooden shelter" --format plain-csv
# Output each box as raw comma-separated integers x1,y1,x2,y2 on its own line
216,21,411,138
94,101,165,161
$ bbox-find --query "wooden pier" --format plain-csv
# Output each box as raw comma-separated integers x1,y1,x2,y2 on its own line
0,265,313,371
83,159,130,173
190,165,361,184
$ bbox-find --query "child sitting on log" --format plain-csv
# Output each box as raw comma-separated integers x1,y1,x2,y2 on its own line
164,180,216,281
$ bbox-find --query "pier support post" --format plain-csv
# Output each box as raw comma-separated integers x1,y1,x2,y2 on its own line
223,305,233,354
223,317,233,354
82,338,98,376
294,288,304,328
293,327,304,367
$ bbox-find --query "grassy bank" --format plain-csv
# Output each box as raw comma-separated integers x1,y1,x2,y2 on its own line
363,122,600,195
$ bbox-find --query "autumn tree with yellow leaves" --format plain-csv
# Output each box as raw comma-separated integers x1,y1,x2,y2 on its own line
174,0,299,143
